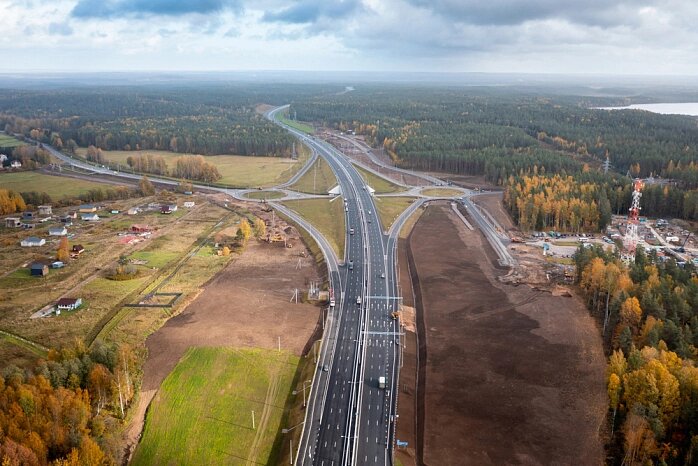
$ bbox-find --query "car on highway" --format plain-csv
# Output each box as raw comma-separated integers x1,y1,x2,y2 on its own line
381,273,385,279
349,228,354,235
356,296,362,305
349,261,354,270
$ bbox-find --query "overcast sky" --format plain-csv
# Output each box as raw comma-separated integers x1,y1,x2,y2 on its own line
2,0,697,75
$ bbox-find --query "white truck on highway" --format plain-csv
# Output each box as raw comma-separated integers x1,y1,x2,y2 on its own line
356,296,362,305
378,376,386,389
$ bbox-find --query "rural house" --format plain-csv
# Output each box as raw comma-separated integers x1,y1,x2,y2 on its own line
10,160,21,168
30,262,48,277
5,217,21,228
49,226,68,236
65,211,78,219
22,211,35,220
20,236,45,247
60,216,73,225
131,224,151,233
78,204,97,213
72,244,85,254
51,261,65,269
127,207,140,215
38,205,52,215
183,201,195,208
56,297,82,312
81,213,99,221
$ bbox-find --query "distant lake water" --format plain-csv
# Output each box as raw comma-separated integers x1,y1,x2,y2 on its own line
599,102,698,116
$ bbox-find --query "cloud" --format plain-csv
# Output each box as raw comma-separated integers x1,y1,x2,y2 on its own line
262,0,362,24
405,0,652,27
71,0,241,18
48,22,74,35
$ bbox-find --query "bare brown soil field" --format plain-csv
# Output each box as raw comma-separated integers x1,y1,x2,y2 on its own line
125,232,322,457
407,203,606,466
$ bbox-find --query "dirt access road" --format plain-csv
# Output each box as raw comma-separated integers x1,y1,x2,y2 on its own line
125,236,322,457
406,203,606,465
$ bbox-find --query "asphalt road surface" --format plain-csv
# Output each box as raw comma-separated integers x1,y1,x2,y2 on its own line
268,107,401,466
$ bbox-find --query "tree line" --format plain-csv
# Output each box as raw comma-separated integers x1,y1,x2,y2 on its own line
0,340,135,465
575,246,698,464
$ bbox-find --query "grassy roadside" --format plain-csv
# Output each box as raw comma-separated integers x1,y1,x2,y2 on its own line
374,197,418,231
354,165,405,194
132,347,298,466
281,198,346,260
245,190,285,200
278,115,315,134
420,187,464,197
289,157,338,194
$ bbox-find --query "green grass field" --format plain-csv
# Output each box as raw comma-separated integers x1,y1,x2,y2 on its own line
420,187,464,197
375,197,418,231
245,190,285,200
282,198,346,259
278,115,314,134
75,148,308,189
354,166,405,194
0,133,25,149
289,157,337,194
0,171,120,199
132,347,298,466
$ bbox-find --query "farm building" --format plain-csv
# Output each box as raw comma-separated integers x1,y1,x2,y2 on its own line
5,217,21,228
184,201,195,208
30,262,49,276
81,213,99,221
78,204,97,213
38,205,52,215
127,207,140,215
72,244,85,254
20,236,45,247
131,224,151,233
49,226,68,236
22,211,35,220
56,298,82,312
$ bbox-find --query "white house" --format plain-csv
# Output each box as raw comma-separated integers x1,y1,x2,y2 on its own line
0,154,7,163
20,236,45,247
49,226,68,236
55,297,82,314
81,213,100,221
5,217,21,228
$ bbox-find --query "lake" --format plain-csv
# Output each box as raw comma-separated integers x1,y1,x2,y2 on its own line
599,102,698,116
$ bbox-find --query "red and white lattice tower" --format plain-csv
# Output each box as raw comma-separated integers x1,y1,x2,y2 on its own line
624,178,644,254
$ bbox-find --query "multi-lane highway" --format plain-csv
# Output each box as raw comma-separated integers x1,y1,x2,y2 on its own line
268,107,402,466
34,104,472,466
